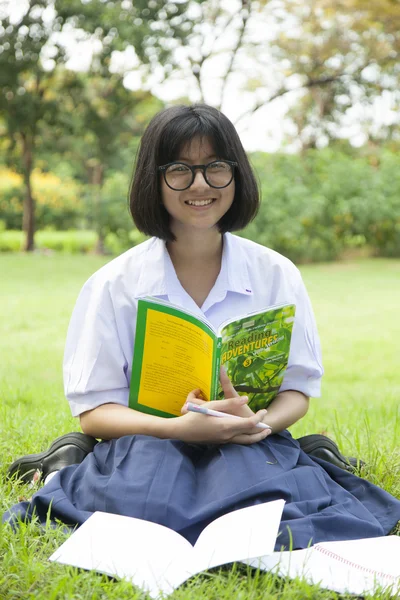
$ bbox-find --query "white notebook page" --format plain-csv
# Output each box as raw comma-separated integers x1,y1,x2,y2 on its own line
245,535,400,596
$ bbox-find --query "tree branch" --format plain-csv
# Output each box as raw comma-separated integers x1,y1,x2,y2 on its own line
234,72,354,126
218,0,252,111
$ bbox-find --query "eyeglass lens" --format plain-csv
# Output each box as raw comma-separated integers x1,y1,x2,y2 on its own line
165,161,233,190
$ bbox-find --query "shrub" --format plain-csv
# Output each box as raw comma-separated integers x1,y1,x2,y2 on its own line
243,148,400,262
0,230,23,252
1,148,399,262
0,168,84,230
35,230,98,253
363,151,400,257
0,229,146,254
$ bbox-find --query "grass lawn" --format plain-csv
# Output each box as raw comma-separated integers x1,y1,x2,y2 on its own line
0,253,399,599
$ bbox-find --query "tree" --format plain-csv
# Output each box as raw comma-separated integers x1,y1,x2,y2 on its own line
153,0,258,111
236,0,400,148
0,0,194,250
160,0,399,149
62,72,162,252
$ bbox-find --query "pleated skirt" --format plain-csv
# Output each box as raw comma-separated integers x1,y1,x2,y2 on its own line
3,430,400,550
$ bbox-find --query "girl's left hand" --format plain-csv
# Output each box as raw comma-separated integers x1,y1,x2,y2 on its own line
181,366,258,420
218,365,255,418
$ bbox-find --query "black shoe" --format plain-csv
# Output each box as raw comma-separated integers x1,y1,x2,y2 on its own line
297,434,365,473
7,432,98,484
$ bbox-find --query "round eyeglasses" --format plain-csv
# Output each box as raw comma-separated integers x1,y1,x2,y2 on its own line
158,160,237,191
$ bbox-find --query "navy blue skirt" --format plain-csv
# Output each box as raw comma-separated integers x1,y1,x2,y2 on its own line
3,431,400,550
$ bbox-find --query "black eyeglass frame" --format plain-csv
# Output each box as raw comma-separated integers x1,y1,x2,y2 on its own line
158,160,238,191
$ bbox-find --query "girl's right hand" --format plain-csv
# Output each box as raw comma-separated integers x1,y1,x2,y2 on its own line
172,389,271,445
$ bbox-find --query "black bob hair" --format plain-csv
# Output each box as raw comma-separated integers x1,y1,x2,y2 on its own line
129,104,260,241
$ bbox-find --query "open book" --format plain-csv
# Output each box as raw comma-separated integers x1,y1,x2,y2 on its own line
49,499,285,598
49,501,400,598
245,535,400,597
129,298,295,417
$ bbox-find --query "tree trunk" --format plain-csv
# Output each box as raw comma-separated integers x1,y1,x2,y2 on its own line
91,163,105,254
21,133,35,252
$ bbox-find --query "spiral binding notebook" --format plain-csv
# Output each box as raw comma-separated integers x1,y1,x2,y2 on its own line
244,535,400,596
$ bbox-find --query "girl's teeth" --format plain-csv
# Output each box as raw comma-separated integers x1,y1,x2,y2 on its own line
187,199,214,206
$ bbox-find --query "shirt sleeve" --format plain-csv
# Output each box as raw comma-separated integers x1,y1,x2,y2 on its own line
279,269,324,397
63,275,129,417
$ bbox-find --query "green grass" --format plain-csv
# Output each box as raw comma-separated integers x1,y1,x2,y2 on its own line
0,254,399,599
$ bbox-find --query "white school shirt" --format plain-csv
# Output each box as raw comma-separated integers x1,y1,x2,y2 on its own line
64,233,324,417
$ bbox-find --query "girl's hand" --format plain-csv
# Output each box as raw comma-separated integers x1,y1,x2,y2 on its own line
176,388,271,445
219,365,255,418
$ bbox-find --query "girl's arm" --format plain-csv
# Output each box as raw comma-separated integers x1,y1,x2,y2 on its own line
217,368,309,432
260,390,309,433
80,403,179,440
79,398,270,445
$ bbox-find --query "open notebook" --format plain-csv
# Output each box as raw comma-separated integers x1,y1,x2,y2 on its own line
245,535,400,597
50,502,400,598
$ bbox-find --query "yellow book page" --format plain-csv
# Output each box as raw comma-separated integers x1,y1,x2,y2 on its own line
138,309,214,416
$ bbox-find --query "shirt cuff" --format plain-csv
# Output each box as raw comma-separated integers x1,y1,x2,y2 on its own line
67,388,129,417
279,375,322,398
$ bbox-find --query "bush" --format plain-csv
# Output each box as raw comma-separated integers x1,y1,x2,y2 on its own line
104,228,147,255
0,229,146,254
2,147,399,262
84,171,136,248
363,151,400,257
0,168,84,230
243,148,400,262
244,152,345,262
0,230,97,253
0,230,23,252
35,230,98,253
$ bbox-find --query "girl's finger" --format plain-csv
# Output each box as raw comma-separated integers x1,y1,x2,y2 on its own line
181,389,207,413
207,396,249,412
186,388,203,400
230,428,271,445
219,366,240,398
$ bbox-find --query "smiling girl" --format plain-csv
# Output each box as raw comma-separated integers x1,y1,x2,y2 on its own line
4,105,400,549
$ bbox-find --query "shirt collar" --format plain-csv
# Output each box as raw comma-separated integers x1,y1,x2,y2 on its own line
134,233,253,300
222,233,253,296
134,237,169,298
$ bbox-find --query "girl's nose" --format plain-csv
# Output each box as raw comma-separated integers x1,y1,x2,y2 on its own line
190,169,210,189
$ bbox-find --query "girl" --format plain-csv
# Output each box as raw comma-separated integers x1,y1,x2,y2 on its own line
4,104,400,548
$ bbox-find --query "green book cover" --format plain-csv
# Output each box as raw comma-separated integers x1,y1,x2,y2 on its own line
217,304,296,412
129,299,295,418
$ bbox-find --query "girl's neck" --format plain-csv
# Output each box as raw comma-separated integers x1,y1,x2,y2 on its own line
166,228,224,269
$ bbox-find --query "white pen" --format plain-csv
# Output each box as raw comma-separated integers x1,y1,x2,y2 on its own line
185,401,272,430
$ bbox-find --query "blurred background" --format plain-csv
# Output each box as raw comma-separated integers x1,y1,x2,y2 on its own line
0,0,399,262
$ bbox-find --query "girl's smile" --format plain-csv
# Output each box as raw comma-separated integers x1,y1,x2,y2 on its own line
184,197,216,207
161,137,235,236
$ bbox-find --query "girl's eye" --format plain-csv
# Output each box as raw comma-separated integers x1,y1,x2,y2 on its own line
208,161,230,172
168,164,190,173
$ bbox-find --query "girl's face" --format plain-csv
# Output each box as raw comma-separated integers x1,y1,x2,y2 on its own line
160,136,235,238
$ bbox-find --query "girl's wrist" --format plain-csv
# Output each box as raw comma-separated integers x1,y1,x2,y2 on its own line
160,415,183,440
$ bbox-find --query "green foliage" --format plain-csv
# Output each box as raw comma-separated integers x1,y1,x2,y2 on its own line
256,0,400,149
2,145,400,261
84,170,132,244
0,166,147,252
362,151,400,257
0,0,194,249
0,168,84,230
0,230,95,253
242,148,400,262
0,229,145,254
0,230,23,252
